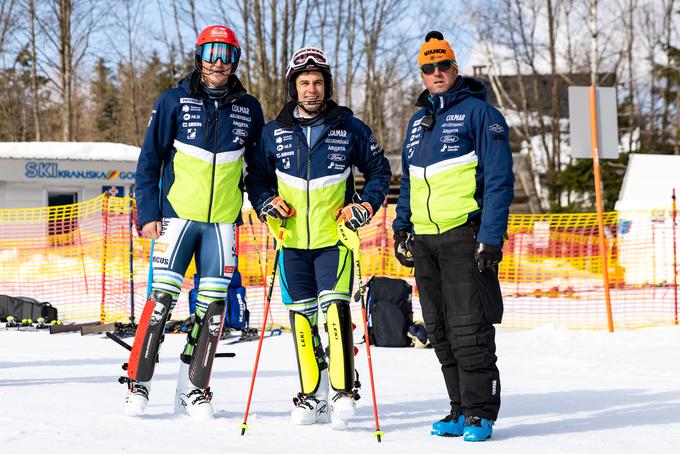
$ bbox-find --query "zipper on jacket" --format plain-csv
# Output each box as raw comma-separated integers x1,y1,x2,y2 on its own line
207,100,219,222
306,127,312,249
422,133,440,234
296,136,301,174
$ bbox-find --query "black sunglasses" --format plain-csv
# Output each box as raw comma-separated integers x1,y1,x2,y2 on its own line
421,60,454,75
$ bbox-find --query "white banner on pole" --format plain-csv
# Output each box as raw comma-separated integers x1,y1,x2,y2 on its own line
568,86,619,160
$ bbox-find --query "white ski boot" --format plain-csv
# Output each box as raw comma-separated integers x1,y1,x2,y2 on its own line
330,390,356,429
125,380,151,417
290,369,330,425
175,362,214,420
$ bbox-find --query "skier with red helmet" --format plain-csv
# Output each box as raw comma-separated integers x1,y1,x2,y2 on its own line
129,25,263,419
246,47,391,429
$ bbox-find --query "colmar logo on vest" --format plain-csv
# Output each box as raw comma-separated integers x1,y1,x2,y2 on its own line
232,105,249,114
446,114,465,122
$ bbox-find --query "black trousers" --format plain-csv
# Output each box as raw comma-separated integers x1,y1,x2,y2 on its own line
414,224,501,421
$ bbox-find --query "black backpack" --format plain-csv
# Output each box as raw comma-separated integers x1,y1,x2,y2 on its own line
366,277,413,347
0,295,58,322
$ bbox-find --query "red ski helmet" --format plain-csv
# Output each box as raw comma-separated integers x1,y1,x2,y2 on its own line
195,25,241,74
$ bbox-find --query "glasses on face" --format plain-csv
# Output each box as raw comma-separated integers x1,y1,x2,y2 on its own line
200,42,238,64
420,60,454,75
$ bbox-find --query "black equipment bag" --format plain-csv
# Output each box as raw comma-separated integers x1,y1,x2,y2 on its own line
366,277,413,347
0,295,58,322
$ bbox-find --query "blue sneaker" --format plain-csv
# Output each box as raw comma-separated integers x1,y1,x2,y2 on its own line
463,416,493,442
431,412,464,437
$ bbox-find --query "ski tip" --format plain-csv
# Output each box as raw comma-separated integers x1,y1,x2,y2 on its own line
374,430,384,442
240,423,248,435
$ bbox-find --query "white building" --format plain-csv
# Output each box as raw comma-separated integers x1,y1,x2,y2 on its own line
615,153,680,285
0,142,140,209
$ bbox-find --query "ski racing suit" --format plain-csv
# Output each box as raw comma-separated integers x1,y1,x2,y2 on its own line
393,76,514,421
135,71,264,363
246,101,391,398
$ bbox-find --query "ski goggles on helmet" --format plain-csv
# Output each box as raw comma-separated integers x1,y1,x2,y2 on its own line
199,42,239,64
286,48,329,78
420,59,455,75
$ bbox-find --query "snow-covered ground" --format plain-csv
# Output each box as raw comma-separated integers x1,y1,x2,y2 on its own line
1,326,679,453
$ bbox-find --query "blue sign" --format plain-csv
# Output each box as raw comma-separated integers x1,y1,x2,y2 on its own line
102,186,125,197
25,161,135,180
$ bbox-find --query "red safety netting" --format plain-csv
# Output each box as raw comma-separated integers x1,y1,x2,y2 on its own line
1,195,677,330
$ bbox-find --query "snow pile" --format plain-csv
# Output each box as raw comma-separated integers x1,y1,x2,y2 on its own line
1,326,679,453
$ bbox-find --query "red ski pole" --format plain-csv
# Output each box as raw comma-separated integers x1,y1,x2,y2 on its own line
337,223,384,442
241,218,287,435
248,212,274,325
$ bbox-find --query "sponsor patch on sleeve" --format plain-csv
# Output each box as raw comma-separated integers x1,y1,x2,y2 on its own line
489,123,507,140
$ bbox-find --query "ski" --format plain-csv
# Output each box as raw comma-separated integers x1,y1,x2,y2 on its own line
50,321,99,334
106,331,236,358
2,316,53,331
81,322,116,335
225,328,283,345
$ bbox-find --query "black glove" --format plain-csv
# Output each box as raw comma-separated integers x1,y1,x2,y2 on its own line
475,242,502,272
393,230,415,268
336,202,373,231
260,195,294,221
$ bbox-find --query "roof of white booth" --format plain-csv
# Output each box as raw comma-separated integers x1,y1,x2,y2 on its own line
0,142,140,162
616,153,680,211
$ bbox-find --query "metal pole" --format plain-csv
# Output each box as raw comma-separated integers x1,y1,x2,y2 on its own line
380,197,388,275
129,197,135,323
673,188,678,324
589,85,614,332
241,219,287,435
101,193,110,324
337,223,384,442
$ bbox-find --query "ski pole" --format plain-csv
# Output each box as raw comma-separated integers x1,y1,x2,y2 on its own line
337,223,384,442
248,212,274,328
241,218,287,436
145,239,155,297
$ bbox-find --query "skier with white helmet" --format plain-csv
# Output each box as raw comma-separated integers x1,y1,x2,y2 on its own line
246,47,391,428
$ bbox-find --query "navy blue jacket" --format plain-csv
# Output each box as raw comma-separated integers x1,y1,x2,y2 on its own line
393,77,514,246
135,72,264,227
246,101,391,249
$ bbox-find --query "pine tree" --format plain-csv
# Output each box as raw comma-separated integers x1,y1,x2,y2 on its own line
91,58,121,142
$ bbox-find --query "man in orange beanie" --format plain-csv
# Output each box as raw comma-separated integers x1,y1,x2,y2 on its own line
393,30,514,442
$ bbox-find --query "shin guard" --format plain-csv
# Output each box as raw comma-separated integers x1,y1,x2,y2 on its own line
325,301,355,392
128,290,173,382
187,300,226,389
290,311,327,395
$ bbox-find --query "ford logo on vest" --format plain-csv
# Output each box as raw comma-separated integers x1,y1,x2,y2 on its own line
327,153,346,162
440,135,459,144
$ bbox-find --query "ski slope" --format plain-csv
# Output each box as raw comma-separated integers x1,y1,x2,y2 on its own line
1,326,679,453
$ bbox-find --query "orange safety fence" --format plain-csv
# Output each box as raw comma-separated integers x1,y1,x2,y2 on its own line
1,194,678,330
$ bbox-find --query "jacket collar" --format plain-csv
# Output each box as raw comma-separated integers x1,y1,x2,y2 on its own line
415,76,488,113
180,71,248,105
275,100,348,128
